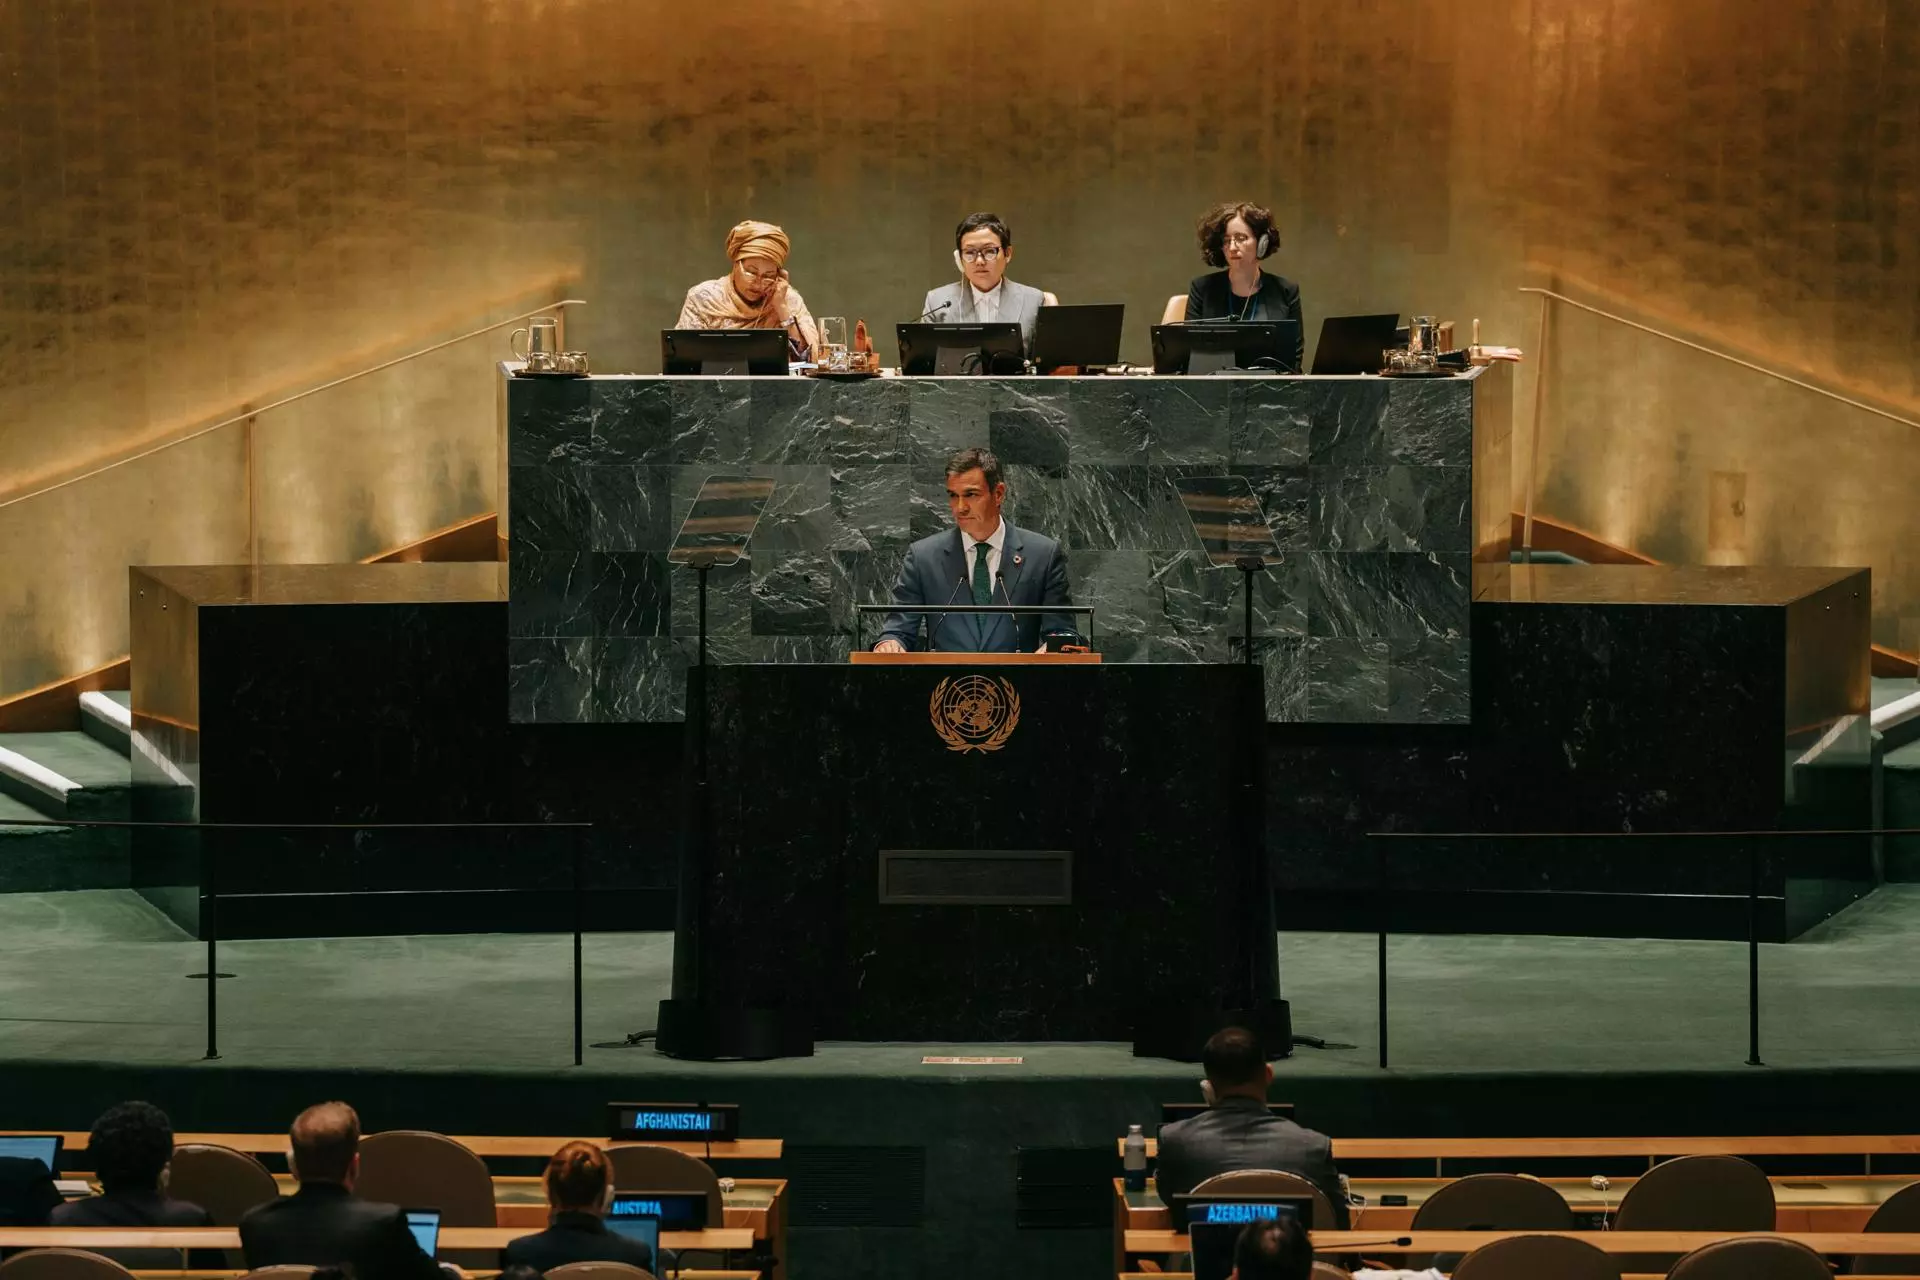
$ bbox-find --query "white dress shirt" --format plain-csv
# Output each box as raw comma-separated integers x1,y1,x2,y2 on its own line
964,518,1008,589
969,281,1004,325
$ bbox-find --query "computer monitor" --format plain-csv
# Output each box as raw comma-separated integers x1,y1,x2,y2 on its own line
1176,1195,1313,1280
0,1135,61,1172
604,1200,663,1258
1310,313,1402,375
609,1190,709,1231
896,322,1025,375
1151,322,1301,375
1030,304,1125,372
402,1208,441,1256
1159,1101,1296,1127
661,329,789,376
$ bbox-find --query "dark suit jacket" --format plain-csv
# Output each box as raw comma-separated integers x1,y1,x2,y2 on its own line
1184,270,1306,371
1153,1096,1348,1229
239,1182,444,1280
878,523,1073,652
500,1211,656,1274
52,1190,222,1270
0,1155,61,1232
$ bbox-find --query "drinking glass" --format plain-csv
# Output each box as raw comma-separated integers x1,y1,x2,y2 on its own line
818,316,850,371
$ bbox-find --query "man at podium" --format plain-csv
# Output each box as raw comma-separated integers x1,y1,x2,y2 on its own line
873,447,1075,653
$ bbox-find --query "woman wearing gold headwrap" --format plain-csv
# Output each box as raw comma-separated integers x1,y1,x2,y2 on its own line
677,220,820,362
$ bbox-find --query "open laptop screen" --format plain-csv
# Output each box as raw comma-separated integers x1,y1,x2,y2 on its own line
0,1136,61,1172
604,1200,662,1257
403,1208,440,1256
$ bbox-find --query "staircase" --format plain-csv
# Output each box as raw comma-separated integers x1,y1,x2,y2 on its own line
0,691,144,891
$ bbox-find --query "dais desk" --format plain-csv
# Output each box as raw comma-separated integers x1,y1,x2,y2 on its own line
848,652,1101,664
13,1131,781,1161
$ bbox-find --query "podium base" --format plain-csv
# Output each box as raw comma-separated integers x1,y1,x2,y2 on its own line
1131,1000,1293,1062
655,999,814,1061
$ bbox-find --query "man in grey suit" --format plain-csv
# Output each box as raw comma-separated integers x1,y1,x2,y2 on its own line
1155,1027,1349,1230
875,447,1074,653
919,212,1057,350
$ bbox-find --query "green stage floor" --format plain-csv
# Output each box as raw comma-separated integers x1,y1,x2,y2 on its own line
5,885,1920,1077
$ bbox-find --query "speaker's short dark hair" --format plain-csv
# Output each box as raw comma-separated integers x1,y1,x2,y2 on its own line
1197,201,1279,268
945,447,1003,492
88,1101,174,1193
1234,1216,1314,1280
955,212,1012,250
1202,1024,1268,1089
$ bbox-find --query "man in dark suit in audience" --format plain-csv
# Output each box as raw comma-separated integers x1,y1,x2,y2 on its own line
1154,1026,1349,1229
239,1101,451,1280
52,1101,221,1269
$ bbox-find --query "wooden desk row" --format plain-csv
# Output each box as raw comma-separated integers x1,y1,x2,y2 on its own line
1118,1132,1920,1171
0,1227,753,1253
2,1132,781,1162
1124,1227,1920,1256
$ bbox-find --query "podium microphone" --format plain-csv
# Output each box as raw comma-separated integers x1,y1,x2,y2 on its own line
927,574,967,651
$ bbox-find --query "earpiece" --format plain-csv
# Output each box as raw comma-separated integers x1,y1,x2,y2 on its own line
953,249,964,274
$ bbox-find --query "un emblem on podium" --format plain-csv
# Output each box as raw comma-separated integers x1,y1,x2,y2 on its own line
929,675,1022,753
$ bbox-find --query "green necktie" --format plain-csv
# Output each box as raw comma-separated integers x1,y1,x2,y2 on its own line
971,541,993,605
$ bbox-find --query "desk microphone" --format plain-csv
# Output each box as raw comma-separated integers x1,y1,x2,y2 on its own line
1332,1238,1414,1249
927,574,967,650
918,301,951,322
991,569,1017,647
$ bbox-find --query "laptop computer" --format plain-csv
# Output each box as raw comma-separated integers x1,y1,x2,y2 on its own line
604,1199,663,1258
1031,304,1125,372
1309,313,1401,375
896,322,1025,375
403,1207,441,1256
1151,322,1301,374
661,329,789,376
1176,1194,1313,1280
0,1135,62,1173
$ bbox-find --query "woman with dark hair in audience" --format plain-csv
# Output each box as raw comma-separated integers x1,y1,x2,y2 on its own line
1184,200,1305,371
51,1101,223,1269
499,1141,656,1275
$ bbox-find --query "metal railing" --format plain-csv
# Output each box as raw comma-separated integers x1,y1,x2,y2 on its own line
1516,286,1920,555
0,296,585,563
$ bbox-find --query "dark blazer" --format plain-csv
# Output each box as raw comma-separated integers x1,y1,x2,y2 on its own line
500,1211,656,1275
239,1182,444,1280
52,1190,222,1270
877,523,1074,652
1153,1096,1348,1229
1184,270,1305,371
0,1155,61,1228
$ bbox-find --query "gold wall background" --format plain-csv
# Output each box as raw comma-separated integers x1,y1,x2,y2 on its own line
4,0,1919,698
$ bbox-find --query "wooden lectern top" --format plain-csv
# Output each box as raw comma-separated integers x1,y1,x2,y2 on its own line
848,651,1102,664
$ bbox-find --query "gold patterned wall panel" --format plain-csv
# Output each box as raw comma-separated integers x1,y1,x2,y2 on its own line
3,0,1919,697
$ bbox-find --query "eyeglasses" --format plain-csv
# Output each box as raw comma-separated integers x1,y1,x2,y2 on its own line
735,263,781,283
959,246,1003,264
1223,232,1257,248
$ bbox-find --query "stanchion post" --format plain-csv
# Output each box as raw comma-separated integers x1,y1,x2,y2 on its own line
1376,837,1389,1071
204,844,220,1061
573,827,584,1067
1746,838,1763,1067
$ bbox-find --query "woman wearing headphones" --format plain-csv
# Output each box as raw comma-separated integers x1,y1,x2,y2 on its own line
1184,201,1304,371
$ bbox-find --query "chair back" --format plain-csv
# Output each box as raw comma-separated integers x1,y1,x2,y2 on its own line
1161,295,1188,324
1449,1234,1621,1280
605,1144,723,1225
354,1130,496,1225
1853,1178,1920,1274
1410,1172,1574,1231
0,1250,138,1280
1186,1169,1336,1233
1665,1235,1833,1279
242,1269,318,1280
1610,1154,1774,1274
169,1143,281,1225
545,1265,655,1280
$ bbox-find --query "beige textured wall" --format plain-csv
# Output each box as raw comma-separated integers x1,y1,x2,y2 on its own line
3,0,1918,697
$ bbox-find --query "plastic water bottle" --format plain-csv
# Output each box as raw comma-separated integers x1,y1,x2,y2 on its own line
1123,1124,1148,1192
